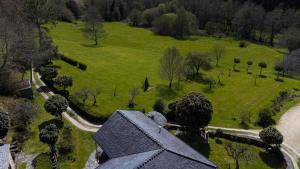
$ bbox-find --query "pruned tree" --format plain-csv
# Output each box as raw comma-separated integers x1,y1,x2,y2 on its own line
128,87,139,108
212,44,226,67
84,4,104,46
159,47,183,89
259,126,283,148
44,95,69,120
274,62,284,80
39,124,59,162
247,60,253,74
258,62,267,76
54,76,73,90
39,67,58,81
73,88,90,106
233,58,241,71
203,76,215,89
0,109,10,142
176,92,213,135
225,142,253,169
89,88,101,106
185,52,211,76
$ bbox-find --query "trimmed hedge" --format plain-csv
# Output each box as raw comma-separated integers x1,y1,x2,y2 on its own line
61,55,78,66
78,62,87,71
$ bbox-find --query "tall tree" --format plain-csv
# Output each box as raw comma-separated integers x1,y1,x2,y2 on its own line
84,4,104,46
225,142,253,169
159,46,183,89
44,95,69,120
24,0,64,47
279,27,300,53
265,8,284,46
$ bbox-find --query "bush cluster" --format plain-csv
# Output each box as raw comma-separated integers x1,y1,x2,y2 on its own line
60,55,87,71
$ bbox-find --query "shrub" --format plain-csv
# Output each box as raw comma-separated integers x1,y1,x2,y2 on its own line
78,62,87,71
153,99,165,113
58,126,74,155
0,110,10,140
257,109,275,127
239,41,247,48
39,66,58,81
44,95,69,120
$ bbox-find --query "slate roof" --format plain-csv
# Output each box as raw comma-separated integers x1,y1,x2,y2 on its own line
93,110,217,169
0,144,10,169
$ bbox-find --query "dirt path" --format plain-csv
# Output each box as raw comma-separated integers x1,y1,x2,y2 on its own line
277,103,300,157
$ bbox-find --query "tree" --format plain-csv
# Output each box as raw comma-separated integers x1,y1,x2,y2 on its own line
259,126,283,148
203,76,215,89
233,58,241,71
185,52,211,76
143,77,150,92
54,76,73,90
279,27,300,53
44,95,69,120
153,13,177,36
247,60,253,73
265,8,284,46
176,92,213,135
258,62,267,76
174,7,189,39
39,67,58,81
159,47,183,89
84,4,104,45
0,110,10,141
257,109,274,127
128,87,139,108
128,9,142,26
73,88,90,106
282,49,300,76
274,62,284,80
89,88,101,106
39,124,59,160
24,0,64,47
225,142,253,169
153,99,165,113
212,44,226,67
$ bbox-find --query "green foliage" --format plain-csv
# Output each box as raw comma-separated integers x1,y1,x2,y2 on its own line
72,88,90,106
55,76,73,90
259,61,268,75
39,124,58,145
0,109,10,139
40,66,58,81
143,77,150,92
44,95,68,119
58,126,74,156
78,62,87,70
259,126,283,146
84,5,104,45
185,52,211,75
153,13,177,35
176,92,213,134
128,9,142,26
279,27,300,53
257,109,274,127
153,99,165,113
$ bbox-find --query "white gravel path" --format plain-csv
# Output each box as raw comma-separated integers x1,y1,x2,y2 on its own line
277,103,300,157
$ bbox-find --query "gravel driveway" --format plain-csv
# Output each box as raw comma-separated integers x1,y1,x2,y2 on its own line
277,103,300,155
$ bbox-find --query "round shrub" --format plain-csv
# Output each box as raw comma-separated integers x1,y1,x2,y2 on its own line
44,95,69,119
259,126,283,147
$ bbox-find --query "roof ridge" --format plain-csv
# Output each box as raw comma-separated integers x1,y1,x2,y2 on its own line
135,149,165,169
117,110,164,148
165,149,216,168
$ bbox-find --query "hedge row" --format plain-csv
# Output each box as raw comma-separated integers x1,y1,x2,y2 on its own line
59,54,87,71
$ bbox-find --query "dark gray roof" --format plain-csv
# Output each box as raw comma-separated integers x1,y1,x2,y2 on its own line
146,111,167,127
0,144,10,169
93,110,217,169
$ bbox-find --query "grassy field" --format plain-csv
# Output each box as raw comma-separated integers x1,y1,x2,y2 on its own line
178,136,286,169
23,89,95,169
49,21,300,128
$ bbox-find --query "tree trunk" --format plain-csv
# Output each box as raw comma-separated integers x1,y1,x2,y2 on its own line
169,80,172,89
216,58,219,67
235,159,239,169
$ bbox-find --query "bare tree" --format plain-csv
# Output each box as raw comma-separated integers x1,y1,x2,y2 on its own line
89,88,101,106
225,142,253,169
73,88,90,106
185,52,211,76
212,44,226,67
84,4,104,46
159,47,183,89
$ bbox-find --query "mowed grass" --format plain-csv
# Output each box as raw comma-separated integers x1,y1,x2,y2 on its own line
49,22,300,128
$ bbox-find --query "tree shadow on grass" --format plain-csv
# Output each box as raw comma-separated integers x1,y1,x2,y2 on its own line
156,84,181,101
38,119,64,130
259,75,267,78
203,87,214,94
178,134,211,158
259,150,286,169
275,78,284,82
81,43,103,48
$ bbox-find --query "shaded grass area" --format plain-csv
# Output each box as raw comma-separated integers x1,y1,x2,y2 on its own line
178,135,285,169
49,22,300,128
23,89,95,169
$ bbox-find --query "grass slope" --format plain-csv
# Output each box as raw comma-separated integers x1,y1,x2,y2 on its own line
49,22,300,128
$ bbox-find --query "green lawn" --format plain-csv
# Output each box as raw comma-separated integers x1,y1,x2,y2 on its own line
49,21,300,128
23,89,95,169
178,136,286,169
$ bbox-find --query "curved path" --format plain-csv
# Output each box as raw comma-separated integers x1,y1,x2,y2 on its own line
31,69,299,169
